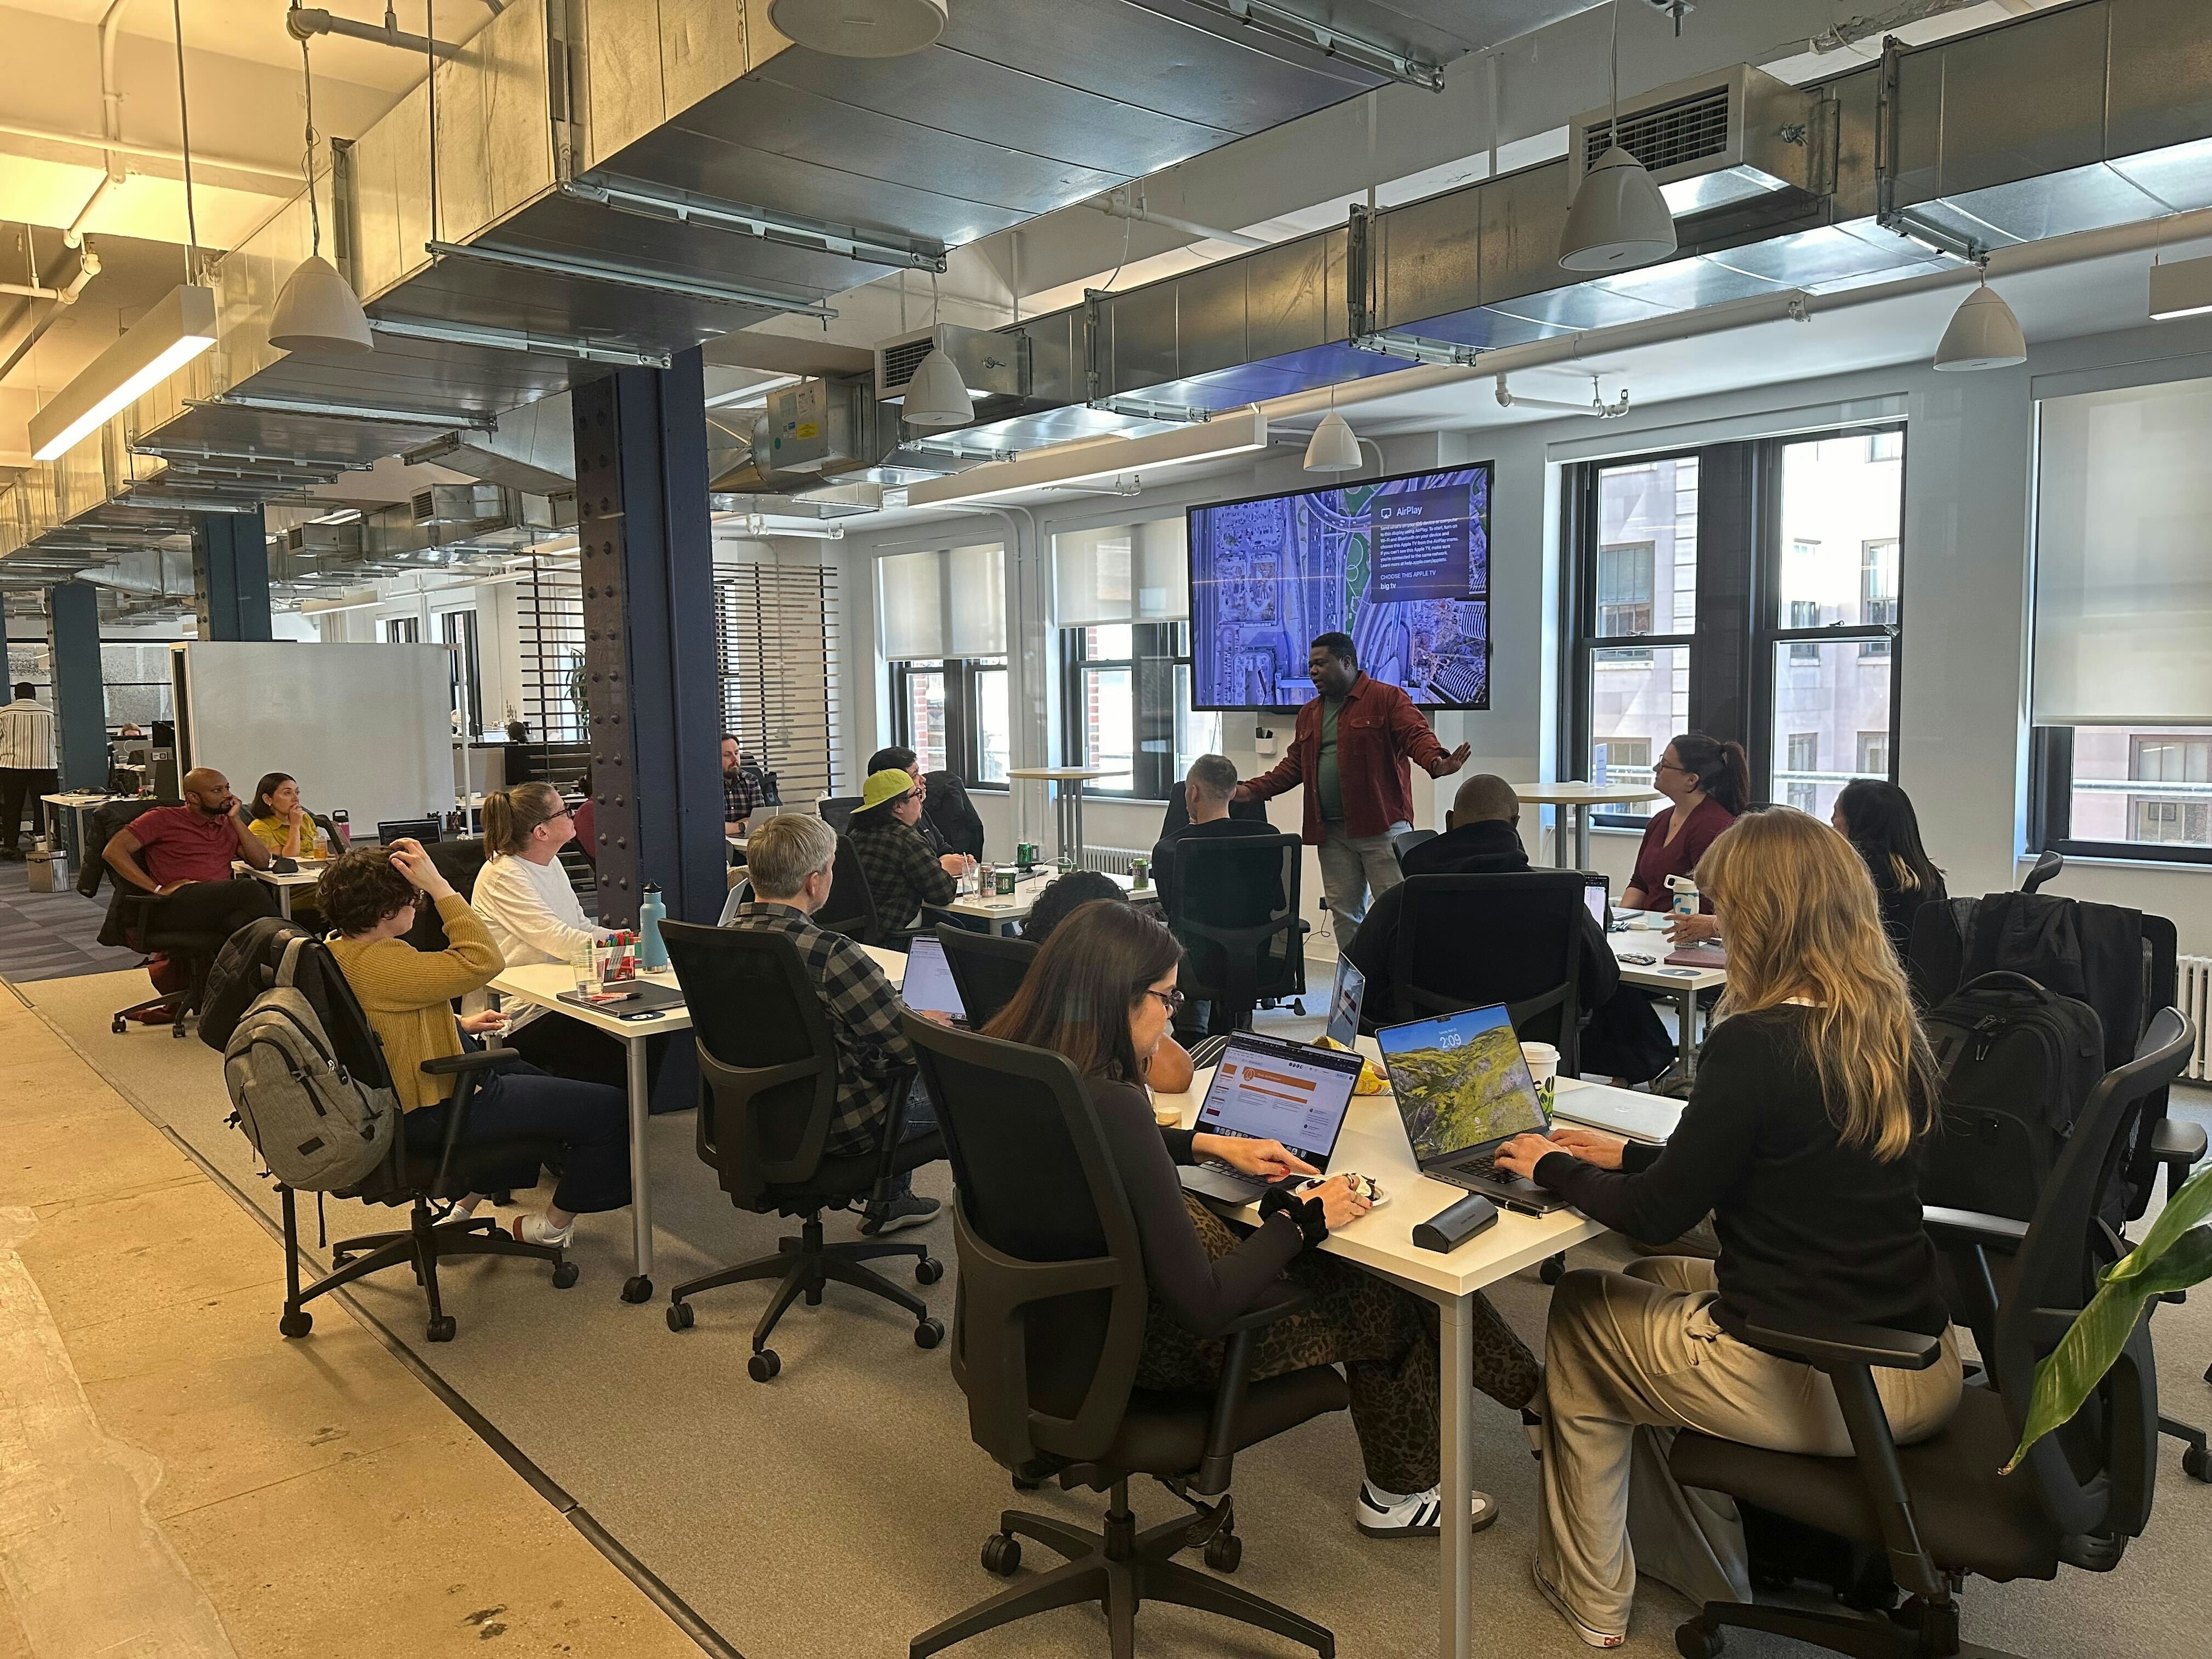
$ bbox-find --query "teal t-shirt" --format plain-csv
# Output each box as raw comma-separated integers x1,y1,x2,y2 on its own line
1316,695,1346,823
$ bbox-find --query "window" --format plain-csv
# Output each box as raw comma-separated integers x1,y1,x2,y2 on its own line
439,609,482,738
1565,425,1903,825
2028,376,2212,862
382,616,419,643
879,542,1008,789
1060,622,1193,800
890,657,1007,787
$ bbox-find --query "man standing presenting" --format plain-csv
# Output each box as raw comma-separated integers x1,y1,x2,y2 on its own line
1236,632,1469,952
0,682,56,861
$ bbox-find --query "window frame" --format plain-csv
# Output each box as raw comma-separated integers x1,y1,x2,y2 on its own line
1059,621,1189,801
2029,724,2212,866
891,656,1009,791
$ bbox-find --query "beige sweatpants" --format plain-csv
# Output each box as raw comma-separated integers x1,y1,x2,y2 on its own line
1536,1256,1963,1639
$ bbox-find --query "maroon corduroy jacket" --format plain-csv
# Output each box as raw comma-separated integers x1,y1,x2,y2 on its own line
1242,673,1453,842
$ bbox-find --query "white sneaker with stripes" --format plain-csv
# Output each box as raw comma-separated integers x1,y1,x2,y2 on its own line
1354,1481,1499,1538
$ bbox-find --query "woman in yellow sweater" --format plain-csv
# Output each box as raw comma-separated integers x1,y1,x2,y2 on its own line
320,839,630,1248
245,773,332,859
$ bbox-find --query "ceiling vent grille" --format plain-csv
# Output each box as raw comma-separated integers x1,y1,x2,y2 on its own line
879,336,937,394
1586,85,1732,175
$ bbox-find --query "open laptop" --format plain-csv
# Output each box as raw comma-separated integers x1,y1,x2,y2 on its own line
1178,1032,1366,1204
1376,1005,1569,1214
897,933,967,1023
1325,955,1366,1048
1582,874,1611,930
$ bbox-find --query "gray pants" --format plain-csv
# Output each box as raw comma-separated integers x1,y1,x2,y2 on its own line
1536,1255,1963,1640
1315,819,1408,953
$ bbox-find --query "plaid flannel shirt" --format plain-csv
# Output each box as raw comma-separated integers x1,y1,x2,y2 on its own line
847,815,956,930
723,765,766,824
726,901,914,1158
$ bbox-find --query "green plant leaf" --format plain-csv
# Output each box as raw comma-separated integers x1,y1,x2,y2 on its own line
2005,1162,2212,1473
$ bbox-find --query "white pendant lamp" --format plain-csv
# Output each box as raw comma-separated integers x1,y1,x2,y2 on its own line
902,343,974,426
270,36,372,354
769,0,947,56
1932,273,2026,371
1558,3,1676,273
1304,410,1361,472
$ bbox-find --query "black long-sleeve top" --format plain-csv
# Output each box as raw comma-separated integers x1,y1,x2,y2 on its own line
1086,1076,1306,1336
1533,1006,1949,1342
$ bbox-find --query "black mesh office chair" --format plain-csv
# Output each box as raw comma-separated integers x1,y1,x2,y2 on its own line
817,794,864,835
658,919,945,1380
404,837,489,952
1389,871,1592,1070
813,833,880,945
937,926,1036,1031
1166,832,1307,1036
86,800,230,1040
1667,1007,2191,1659
1390,825,1440,870
376,817,442,845
903,1014,1345,1659
278,937,577,1344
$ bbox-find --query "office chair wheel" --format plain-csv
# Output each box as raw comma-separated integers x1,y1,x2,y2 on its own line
111,1016,127,1035
748,1349,781,1382
426,1315,457,1343
915,1256,944,1286
622,1274,653,1304
1203,1530,1243,1574
2184,1445,2212,1483
1540,1253,1566,1286
330,1249,353,1268
666,1301,695,1332
1675,1617,1725,1657
980,1533,1021,1577
551,1262,580,1290
915,1317,945,1350
278,1308,312,1339
172,1024,187,1039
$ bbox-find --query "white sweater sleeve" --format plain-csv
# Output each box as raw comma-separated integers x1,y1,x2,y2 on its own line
474,855,601,965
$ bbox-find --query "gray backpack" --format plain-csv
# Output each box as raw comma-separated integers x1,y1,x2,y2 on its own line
222,937,399,1190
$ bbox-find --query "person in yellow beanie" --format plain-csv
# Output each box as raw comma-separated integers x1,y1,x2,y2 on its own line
846,767,975,940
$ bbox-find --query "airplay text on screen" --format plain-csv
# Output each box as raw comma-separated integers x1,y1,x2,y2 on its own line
1368,483,1477,603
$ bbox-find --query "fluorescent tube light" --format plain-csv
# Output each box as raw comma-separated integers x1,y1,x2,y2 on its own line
706,373,804,409
2150,253,2212,321
30,285,218,461
905,408,1270,509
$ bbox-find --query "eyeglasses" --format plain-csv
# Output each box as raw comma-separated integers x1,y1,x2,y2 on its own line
1653,760,1692,778
1143,987,1186,1013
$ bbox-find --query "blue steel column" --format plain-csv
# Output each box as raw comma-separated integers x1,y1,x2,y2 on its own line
191,507,272,641
569,348,723,929
46,581,106,790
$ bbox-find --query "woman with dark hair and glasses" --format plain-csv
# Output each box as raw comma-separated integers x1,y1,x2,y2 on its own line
986,899,1541,1540
1832,778,1946,959
1620,733,1751,948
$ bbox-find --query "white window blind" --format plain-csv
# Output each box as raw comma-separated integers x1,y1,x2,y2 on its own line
2035,376,2212,725
1054,518,1189,627
877,543,1005,660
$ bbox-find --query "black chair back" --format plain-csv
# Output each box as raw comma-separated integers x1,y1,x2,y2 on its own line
79,798,161,897
1168,833,1303,1017
938,926,1037,1031
1391,871,1590,1069
661,918,841,1207
813,834,879,945
406,837,488,952
1391,826,1439,870
903,1014,1147,1467
818,794,864,835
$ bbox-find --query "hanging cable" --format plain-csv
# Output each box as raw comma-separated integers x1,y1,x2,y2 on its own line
299,36,321,257
171,0,200,280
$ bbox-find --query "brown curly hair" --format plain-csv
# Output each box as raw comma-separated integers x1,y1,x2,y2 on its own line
316,847,419,937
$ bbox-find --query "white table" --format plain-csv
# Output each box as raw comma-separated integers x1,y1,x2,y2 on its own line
1005,767,1122,865
40,791,112,870
1513,782,1662,870
1605,922,1726,1080
487,944,910,1303
1151,1044,1680,1659
238,860,331,919
941,866,1158,935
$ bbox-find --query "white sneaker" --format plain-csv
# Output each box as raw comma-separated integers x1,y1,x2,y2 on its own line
1531,1559,1626,1649
512,1213,574,1248
1354,1482,1498,1537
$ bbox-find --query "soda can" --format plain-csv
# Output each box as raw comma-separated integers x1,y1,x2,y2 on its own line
995,866,1017,896
1130,856,1150,891
978,862,995,897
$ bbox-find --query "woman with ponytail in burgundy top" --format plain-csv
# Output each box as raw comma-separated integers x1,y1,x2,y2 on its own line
1622,733,1749,946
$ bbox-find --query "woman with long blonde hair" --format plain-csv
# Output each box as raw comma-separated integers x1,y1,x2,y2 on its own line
1493,807,1960,1648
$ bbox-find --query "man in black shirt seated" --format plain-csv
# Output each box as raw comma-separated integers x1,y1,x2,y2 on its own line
1153,754,1285,1039
1346,773,1619,1030
867,744,986,861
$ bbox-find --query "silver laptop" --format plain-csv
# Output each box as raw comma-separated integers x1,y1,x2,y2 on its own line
1326,956,1366,1047
897,933,967,1022
1179,1032,1365,1204
1377,1005,1569,1214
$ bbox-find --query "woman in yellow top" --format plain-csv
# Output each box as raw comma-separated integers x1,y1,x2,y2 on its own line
319,839,630,1248
246,773,332,859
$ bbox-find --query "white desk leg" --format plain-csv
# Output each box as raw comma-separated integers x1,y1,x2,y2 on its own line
1438,1291,1475,1659
621,1035,654,1304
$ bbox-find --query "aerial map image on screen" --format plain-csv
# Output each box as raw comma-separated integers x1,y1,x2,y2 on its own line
1188,465,1490,710
1386,1012,1540,1163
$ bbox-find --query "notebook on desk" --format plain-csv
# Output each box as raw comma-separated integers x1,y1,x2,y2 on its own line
1664,942,1728,970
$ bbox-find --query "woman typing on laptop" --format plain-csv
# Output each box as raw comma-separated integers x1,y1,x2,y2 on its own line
987,899,1541,1541
1491,808,1960,1649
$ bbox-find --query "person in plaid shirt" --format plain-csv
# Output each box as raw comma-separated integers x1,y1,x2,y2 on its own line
847,767,974,932
722,734,766,833
726,812,941,1234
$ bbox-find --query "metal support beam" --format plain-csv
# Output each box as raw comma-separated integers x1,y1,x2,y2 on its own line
192,507,272,641
47,581,106,791
569,351,723,930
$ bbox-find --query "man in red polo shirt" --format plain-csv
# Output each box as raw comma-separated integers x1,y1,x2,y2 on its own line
1236,632,1469,954
104,767,281,940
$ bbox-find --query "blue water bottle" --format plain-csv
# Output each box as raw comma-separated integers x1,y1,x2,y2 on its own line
638,882,669,971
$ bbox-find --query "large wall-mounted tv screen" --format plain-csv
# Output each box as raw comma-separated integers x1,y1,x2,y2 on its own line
1187,463,1491,711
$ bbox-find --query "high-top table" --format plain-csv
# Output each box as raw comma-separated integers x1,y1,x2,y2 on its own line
941,866,1157,935
1513,781,1662,869
1004,766,1121,865
1150,1046,1681,1659
1604,921,1727,1081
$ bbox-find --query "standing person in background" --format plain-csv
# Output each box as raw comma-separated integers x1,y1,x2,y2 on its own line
1236,633,1471,953
722,734,765,838
868,744,986,861
1832,778,1947,961
0,682,56,862
244,774,333,861
1621,733,1751,946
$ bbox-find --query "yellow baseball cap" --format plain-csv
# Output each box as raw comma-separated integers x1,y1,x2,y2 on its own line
860,767,919,812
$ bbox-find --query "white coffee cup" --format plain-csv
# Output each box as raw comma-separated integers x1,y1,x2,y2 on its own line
1521,1041,1560,1113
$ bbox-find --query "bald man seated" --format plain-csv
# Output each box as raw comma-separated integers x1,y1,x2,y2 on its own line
103,766,281,941
1344,774,1619,1030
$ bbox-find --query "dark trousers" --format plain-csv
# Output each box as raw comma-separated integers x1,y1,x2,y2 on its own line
509,1010,666,1094
0,767,56,850
403,1062,632,1214
152,877,280,940
887,1080,937,1201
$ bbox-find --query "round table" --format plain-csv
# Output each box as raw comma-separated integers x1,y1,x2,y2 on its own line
1513,781,1662,869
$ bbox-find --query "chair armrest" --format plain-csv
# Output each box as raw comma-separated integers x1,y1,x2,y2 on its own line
1742,1316,1944,1373
1194,1283,1317,1493
2152,1116,2208,1166
1922,1203,2030,1248
420,1047,521,1076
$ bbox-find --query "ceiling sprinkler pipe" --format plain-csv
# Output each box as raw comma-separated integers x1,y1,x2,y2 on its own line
1494,373,1630,418
285,5,461,59
1094,192,1268,252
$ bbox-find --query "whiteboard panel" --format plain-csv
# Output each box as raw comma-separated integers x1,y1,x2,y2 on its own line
177,642,454,835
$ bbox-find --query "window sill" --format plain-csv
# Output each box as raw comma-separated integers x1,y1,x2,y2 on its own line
2037,847,2212,874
